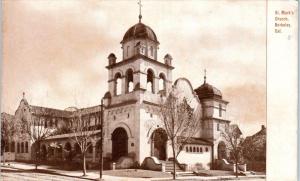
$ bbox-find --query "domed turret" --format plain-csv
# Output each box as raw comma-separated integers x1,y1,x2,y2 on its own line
194,70,222,100
194,83,222,100
108,53,117,65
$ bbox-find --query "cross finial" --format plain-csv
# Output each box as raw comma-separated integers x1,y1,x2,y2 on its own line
138,0,142,23
22,92,25,99
204,69,207,83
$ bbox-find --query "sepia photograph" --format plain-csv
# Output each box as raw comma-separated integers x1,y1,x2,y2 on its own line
3,0,295,180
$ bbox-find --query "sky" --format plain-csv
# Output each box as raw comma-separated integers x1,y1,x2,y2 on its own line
2,0,266,136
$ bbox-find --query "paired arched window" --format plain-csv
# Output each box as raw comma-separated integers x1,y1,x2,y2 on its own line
147,69,155,93
114,73,122,95
125,69,134,93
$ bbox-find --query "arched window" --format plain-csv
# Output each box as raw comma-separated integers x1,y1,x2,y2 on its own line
87,142,93,154
189,146,192,152
147,69,155,93
21,142,24,153
125,69,134,93
186,146,188,152
74,143,81,155
217,123,220,131
196,147,199,152
200,147,203,153
114,73,122,95
159,73,166,92
25,142,28,153
11,142,15,152
17,143,20,153
193,147,196,152
219,104,222,117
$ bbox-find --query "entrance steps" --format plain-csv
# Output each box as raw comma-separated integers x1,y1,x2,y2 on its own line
164,160,184,172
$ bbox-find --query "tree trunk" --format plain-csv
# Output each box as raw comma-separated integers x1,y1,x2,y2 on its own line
35,141,40,170
235,159,238,178
82,153,86,176
171,139,176,180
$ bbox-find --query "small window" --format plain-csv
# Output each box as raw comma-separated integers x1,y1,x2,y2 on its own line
219,104,222,117
196,147,199,152
127,46,129,57
150,113,153,118
113,115,116,120
193,147,196,152
186,147,188,152
150,46,153,56
128,113,130,118
217,123,220,131
200,147,203,153
205,147,209,152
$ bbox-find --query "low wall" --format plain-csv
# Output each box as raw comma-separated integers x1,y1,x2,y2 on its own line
141,157,162,171
1,152,15,162
216,159,247,172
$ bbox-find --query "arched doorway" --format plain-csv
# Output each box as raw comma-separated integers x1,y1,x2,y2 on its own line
218,141,227,160
112,127,128,161
41,145,47,161
151,128,168,160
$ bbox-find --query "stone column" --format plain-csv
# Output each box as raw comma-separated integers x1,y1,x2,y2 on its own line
121,77,126,94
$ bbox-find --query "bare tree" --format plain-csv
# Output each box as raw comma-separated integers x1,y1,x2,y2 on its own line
70,112,98,176
23,112,53,170
159,89,201,180
1,113,17,165
221,125,244,178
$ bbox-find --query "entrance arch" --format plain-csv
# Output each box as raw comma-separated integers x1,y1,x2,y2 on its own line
151,128,168,160
112,127,128,161
41,145,47,161
218,141,227,160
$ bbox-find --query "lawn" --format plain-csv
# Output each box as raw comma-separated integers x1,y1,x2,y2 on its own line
103,169,172,178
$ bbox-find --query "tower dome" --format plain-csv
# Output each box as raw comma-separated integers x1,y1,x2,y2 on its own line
121,23,159,44
194,83,222,100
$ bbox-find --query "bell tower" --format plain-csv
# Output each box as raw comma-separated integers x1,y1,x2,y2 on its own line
103,1,174,164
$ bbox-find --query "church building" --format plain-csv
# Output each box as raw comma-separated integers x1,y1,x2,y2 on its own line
1,5,240,172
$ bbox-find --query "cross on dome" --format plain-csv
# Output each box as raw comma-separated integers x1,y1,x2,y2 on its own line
138,0,142,23
204,69,207,83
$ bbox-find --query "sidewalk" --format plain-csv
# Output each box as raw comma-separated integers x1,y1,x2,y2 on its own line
1,162,266,181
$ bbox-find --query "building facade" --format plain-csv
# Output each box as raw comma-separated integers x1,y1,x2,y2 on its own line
2,15,238,171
